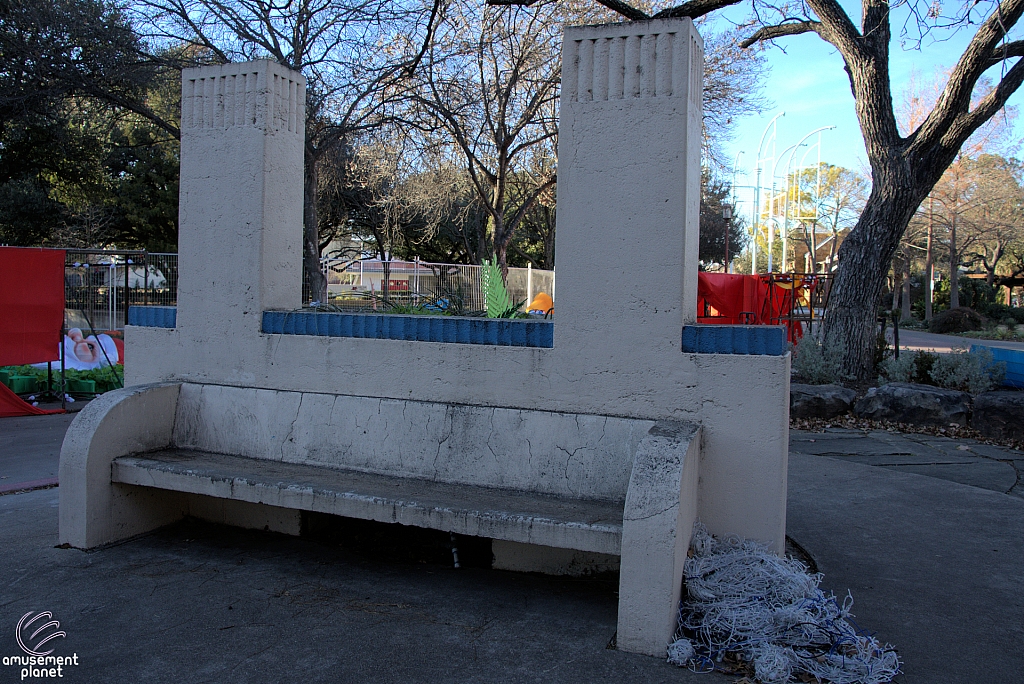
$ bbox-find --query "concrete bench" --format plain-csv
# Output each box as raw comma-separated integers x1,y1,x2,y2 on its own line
60,381,700,656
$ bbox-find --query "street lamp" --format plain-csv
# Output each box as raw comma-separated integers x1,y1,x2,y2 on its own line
722,203,733,273
753,112,785,274
783,126,835,273
728,150,744,274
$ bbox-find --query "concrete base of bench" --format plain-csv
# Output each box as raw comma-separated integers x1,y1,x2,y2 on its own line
60,383,700,657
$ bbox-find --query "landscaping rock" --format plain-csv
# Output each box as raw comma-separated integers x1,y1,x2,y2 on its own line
790,384,857,419
972,391,1024,441
853,383,971,427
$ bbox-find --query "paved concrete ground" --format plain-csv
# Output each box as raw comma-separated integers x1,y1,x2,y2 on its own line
0,412,76,491
1,413,1023,683
898,328,1024,353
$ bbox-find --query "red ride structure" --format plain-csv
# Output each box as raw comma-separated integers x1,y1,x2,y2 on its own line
697,272,833,345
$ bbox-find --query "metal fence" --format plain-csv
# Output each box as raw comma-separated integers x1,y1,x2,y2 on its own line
312,258,556,314
65,250,178,331
61,251,551,329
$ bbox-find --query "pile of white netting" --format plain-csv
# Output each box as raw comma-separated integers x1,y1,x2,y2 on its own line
667,523,901,684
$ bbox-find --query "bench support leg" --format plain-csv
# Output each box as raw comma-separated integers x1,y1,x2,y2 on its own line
616,421,700,656
59,383,184,549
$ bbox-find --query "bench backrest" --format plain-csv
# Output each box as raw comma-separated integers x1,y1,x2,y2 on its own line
172,383,652,502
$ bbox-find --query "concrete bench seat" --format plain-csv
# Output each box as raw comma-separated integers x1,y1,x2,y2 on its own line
60,382,702,656
112,448,625,555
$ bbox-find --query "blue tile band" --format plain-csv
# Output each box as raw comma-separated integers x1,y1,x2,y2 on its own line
127,306,177,328
681,325,787,355
262,311,554,348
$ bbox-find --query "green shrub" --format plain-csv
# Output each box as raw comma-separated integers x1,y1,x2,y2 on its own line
933,278,998,312
928,307,985,334
792,335,849,385
928,346,1005,393
878,352,916,384
914,351,938,381
878,350,937,385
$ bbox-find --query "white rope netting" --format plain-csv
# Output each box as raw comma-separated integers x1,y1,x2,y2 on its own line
667,523,901,684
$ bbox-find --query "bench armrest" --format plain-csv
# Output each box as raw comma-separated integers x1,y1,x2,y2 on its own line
616,420,701,656
59,382,182,548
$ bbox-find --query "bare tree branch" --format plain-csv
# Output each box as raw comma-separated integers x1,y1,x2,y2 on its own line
739,20,821,49
589,0,649,21
912,0,1024,156
986,39,1024,68
652,0,741,20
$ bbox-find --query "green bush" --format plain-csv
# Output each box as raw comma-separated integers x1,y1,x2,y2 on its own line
933,278,998,312
879,347,1002,393
878,352,916,384
1,364,123,394
791,335,849,385
928,346,1005,393
928,307,985,334
878,350,937,385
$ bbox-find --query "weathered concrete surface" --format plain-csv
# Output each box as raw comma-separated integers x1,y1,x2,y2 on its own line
113,449,626,554
2,489,721,684
788,452,1024,684
853,382,971,426
176,60,305,340
492,540,620,576
0,411,77,488
617,421,700,657
127,33,789,552
972,390,1024,441
791,428,1022,497
789,383,856,419
8,412,1024,680
59,383,184,548
174,383,652,502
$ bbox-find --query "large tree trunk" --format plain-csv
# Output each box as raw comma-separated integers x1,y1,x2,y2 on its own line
949,216,960,309
303,146,327,305
822,170,928,380
925,199,934,321
901,259,911,321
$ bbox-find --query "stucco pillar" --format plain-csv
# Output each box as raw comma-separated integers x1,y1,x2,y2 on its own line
554,18,703,366
176,60,305,340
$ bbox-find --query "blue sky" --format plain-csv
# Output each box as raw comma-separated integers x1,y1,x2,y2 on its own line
716,6,1024,214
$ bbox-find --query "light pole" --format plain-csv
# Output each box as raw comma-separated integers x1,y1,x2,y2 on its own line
722,203,733,273
769,143,799,272
783,126,835,273
753,112,784,274
728,150,744,274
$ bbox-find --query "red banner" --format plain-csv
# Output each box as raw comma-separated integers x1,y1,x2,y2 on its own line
0,247,66,366
697,272,805,344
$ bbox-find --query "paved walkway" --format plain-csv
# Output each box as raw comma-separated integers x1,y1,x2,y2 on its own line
0,413,1022,682
897,328,1024,352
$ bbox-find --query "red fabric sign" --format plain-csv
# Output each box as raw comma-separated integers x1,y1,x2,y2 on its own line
0,247,66,366
697,272,804,344
0,382,63,417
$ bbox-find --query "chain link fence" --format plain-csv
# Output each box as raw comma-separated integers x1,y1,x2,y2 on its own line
65,250,178,331
310,258,555,314
61,251,551,329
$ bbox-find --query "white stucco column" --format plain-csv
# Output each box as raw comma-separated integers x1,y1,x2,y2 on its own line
554,18,703,363
176,60,305,339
